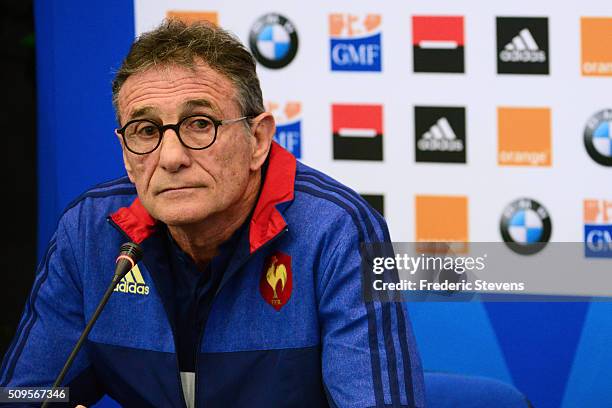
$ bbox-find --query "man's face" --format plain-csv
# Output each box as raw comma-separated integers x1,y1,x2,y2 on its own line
116,62,257,226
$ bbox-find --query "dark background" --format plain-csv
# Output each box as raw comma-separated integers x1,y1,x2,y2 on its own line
0,0,37,359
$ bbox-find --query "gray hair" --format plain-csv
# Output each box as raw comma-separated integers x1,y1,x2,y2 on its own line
111,19,264,123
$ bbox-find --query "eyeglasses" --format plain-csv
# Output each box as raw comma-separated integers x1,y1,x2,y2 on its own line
116,114,251,155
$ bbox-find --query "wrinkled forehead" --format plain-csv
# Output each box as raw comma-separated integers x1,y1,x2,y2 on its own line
117,61,239,121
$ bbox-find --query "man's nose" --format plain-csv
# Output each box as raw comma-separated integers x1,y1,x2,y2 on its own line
158,128,191,172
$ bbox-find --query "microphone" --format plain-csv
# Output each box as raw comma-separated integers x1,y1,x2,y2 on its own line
114,242,144,282
41,242,143,408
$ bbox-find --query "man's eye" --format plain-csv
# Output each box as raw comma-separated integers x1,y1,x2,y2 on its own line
137,126,158,137
188,119,212,130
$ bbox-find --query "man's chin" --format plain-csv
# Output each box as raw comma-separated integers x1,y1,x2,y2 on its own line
159,212,211,227
151,205,213,227
147,193,214,225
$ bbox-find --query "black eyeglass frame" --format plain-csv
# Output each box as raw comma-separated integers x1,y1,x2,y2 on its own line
116,114,253,155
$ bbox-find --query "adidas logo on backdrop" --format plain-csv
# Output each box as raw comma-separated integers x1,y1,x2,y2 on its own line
500,28,546,63
418,117,464,152
497,17,549,75
415,106,466,163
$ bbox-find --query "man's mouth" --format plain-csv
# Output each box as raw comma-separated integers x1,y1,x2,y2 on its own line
157,186,204,194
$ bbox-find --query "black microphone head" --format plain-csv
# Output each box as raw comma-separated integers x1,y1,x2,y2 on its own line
113,242,144,282
119,242,143,264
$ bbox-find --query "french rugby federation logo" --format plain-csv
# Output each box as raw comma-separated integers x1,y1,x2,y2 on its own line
249,13,299,69
496,17,549,75
500,198,552,255
259,252,293,311
267,101,302,158
329,13,382,72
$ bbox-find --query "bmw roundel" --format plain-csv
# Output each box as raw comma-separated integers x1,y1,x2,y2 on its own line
584,109,612,166
249,13,299,69
500,198,552,255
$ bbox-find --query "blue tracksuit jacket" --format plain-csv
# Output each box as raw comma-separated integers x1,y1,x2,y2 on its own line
0,143,425,407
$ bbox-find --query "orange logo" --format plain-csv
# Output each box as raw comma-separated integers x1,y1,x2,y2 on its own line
498,107,551,167
581,17,612,76
166,11,218,26
260,252,292,311
415,195,468,252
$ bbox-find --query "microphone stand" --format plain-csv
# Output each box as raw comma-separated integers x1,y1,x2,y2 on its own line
41,243,142,408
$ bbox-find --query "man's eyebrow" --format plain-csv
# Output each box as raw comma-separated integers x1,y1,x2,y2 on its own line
181,99,220,115
126,100,221,122
129,106,157,120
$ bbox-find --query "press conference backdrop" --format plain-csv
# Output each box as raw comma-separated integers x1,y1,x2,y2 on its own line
36,0,612,407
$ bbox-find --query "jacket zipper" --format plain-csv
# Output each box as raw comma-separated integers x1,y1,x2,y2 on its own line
107,218,189,408
193,226,289,407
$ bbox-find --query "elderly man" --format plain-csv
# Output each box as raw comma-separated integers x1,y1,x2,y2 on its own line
0,20,424,407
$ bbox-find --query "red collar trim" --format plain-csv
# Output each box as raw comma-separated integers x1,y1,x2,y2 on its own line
109,198,157,244
249,142,296,253
108,142,296,252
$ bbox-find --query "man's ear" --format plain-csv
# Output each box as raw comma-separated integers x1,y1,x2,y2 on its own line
115,130,135,183
249,112,275,172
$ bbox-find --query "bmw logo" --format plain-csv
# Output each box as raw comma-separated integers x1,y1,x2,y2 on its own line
584,109,612,166
249,13,299,69
500,198,552,255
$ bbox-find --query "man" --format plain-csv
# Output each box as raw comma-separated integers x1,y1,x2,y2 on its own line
0,20,424,407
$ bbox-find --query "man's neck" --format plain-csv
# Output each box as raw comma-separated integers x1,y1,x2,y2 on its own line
167,171,261,271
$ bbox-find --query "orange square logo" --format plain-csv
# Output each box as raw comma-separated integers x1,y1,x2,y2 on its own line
498,107,551,167
581,17,612,76
166,11,218,26
415,195,469,247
